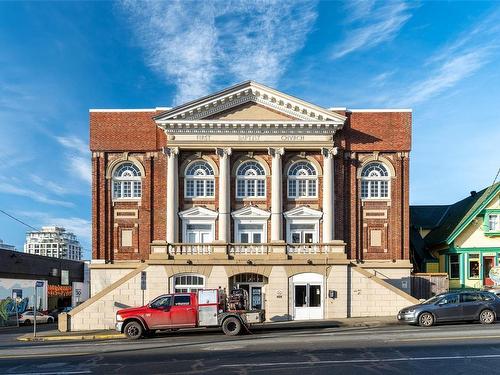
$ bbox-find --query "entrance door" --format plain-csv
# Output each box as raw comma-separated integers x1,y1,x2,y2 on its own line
238,224,264,244
290,224,316,244
292,273,323,320
484,256,495,286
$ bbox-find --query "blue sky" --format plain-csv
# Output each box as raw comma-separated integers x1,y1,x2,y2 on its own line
1,1,500,259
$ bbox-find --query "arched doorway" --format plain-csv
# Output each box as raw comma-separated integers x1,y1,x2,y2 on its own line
291,273,323,320
229,273,267,310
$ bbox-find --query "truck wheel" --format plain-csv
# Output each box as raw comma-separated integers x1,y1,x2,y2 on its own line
124,321,143,340
222,317,242,336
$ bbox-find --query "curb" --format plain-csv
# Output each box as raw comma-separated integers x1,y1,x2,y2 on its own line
17,333,125,342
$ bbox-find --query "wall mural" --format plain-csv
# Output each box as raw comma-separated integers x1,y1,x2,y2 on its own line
0,278,47,327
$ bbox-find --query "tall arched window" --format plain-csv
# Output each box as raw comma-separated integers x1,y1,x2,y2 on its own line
236,161,266,198
112,162,142,199
361,162,390,199
288,161,317,198
184,161,215,198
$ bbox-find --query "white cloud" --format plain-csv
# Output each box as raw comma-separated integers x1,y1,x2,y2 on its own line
398,49,489,106
332,1,413,59
30,174,69,195
56,135,91,185
0,179,74,207
395,11,500,106
119,0,317,104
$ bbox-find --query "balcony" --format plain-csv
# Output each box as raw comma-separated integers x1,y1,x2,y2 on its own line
150,240,346,260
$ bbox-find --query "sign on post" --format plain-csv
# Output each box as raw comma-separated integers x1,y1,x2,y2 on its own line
33,280,43,338
141,272,146,306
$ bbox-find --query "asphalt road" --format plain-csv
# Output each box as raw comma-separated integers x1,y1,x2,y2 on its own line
2,322,500,374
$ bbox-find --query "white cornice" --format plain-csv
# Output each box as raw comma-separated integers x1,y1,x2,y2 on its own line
154,81,346,125
348,109,412,113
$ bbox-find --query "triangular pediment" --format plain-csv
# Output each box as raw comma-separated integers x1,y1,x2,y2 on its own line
284,206,323,219
206,101,297,121
231,206,271,219
154,81,346,124
179,206,218,220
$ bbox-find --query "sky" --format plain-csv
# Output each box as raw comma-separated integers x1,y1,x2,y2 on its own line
1,1,500,259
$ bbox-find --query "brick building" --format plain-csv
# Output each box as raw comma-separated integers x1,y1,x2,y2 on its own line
63,81,417,331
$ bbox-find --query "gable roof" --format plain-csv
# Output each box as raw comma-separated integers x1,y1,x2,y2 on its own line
154,80,346,124
410,205,449,230
422,182,500,246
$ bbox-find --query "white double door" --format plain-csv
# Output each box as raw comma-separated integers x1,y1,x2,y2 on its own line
185,224,213,243
292,273,323,320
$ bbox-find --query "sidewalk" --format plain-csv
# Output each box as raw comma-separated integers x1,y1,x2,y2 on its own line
17,316,399,342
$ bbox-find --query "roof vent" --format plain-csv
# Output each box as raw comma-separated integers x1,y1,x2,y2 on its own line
470,191,477,196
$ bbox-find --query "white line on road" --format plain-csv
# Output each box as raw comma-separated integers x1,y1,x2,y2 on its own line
5,372,91,375
219,354,500,368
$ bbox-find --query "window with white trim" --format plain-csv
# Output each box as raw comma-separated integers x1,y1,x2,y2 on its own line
173,274,205,293
236,161,266,198
112,163,142,199
360,162,390,199
288,161,317,198
489,214,499,231
184,161,215,198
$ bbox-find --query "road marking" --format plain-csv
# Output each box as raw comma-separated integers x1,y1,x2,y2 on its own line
396,335,500,342
5,372,91,375
0,352,91,359
219,353,500,368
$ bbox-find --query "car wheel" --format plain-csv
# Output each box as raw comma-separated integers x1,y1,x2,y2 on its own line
222,317,242,336
124,321,143,340
479,309,495,324
24,320,31,326
418,312,434,327
47,317,54,324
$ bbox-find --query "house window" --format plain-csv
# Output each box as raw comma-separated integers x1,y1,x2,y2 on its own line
489,214,499,231
449,254,460,279
173,274,205,293
360,162,390,199
288,161,317,198
469,254,480,279
236,161,266,198
184,161,215,198
112,163,142,200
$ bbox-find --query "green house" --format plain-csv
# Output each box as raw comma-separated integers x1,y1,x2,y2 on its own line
411,182,500,290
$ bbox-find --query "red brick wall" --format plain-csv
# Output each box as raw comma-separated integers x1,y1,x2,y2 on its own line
90,109,411,262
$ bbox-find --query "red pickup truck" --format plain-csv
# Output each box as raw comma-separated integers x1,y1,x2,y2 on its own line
116,289,265,339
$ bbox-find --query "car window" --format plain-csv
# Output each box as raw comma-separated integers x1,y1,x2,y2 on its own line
440,295,459,304
480,292,495,301
150,295,172,309
173,295,191,306
461,293,482,303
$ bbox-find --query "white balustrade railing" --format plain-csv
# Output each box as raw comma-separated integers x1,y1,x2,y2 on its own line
168,243,213,255
286,244,327,254
228,243,270,255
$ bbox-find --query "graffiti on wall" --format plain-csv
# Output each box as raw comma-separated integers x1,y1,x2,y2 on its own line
0,278,47,327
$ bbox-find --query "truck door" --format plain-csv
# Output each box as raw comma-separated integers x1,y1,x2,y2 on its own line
146,295,172,329
170,294,197,327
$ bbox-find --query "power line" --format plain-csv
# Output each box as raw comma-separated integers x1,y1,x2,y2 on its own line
0,209,38,231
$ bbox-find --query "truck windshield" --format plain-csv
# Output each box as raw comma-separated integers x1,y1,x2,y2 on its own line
150,296,172,309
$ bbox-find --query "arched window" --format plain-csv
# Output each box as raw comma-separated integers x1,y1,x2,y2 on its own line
173,274,205,293
112,162,142,199
361,162,390,199
288,161,317,198
236,161,266,198
184,161,215,198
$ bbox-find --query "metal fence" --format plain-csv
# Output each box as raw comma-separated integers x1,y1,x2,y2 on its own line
411,273,449,300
